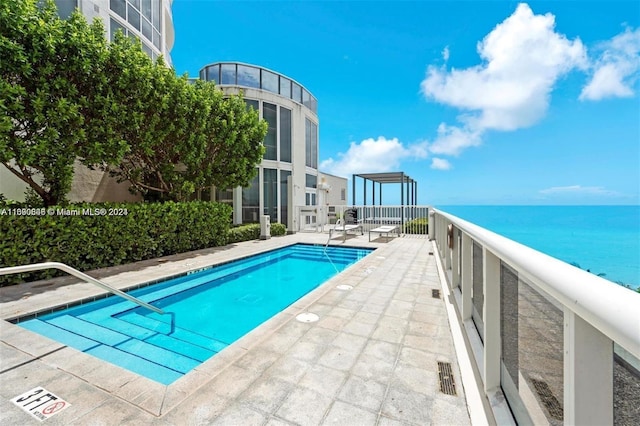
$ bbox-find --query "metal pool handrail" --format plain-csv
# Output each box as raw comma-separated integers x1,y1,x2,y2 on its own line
0,262,165,315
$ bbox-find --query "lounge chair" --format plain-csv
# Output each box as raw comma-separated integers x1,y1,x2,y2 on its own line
330,218,363,242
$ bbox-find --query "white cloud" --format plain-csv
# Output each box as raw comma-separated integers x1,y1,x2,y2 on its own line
431,158,452,170
320,136,427,178
421,3,587,156
539,185,619,196
429,123,482,156
442,46,450,61
580,27,640,100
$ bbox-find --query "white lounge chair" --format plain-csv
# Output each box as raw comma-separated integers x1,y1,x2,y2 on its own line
330,219,363,242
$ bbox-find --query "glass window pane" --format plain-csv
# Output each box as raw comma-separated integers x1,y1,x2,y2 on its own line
56,0,77,19
152,0,160,27
302,89,311,108
280,170,291,228
221,64,236,85
279,77,291,97
153,29,161,49
245,99,259,111
305,174,317,189
110,0,126,19
279,107,291,162
242,172,259,223
263,168,278,222
128,4,141,31
206,64,219,83
141,17,152,41
141,42,152,58
262,70,278,93
292,82,302,102
472,241,484,341
263,103,277,160
131,0,140,9
237,65,260,88
109,18,125,42
141,0,152,21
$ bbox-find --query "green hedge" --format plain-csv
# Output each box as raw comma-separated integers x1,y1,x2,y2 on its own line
0,201,232,285
227,222,287,243
403,217,429,234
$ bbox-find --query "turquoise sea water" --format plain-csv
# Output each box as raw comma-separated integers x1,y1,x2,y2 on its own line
437,205,640,289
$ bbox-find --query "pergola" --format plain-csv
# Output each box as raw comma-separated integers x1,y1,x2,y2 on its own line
352,172,418,207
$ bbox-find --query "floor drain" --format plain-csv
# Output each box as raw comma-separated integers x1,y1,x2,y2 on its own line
530,378,563,421
296,313,319,323
438,362,457,395
336,284,353,290
432,289,441,298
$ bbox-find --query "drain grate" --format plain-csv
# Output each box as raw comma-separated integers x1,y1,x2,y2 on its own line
437,362,457,395
432,289,441,299
530,378,563,421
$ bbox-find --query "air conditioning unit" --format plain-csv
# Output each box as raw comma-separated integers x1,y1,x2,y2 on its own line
260,215,271,240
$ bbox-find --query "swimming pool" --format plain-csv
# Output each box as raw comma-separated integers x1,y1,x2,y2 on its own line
15,244,373,384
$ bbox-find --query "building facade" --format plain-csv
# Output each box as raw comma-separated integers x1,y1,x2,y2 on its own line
198,62,346,231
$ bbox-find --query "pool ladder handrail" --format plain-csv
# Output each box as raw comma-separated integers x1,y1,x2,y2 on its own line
0,262,165,315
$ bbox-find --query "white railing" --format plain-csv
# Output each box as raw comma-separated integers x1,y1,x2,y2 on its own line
431,208,640,425
296,204,429,234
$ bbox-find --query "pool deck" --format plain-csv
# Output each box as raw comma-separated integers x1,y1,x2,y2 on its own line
0,232,484,425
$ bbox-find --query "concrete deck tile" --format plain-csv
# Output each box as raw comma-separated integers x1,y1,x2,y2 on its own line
275,386,333,425
206,365,262,399
341,319,376,337
236,376,292,414
323,400,378,425
350,353,396,382
300,326,339,346
297,364,347,397
285,340,326,362
337,375,386,412
162,393,230,425
317,345,360,372
316,315,349,331
233,347,281,373
361,340,400,361
331,332,367,353
264,355,310,384
391,364,439,396
211,403,266,426
381,385,434,425
264,417,296,426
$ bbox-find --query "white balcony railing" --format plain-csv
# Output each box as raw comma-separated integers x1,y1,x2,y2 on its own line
431,207,640,425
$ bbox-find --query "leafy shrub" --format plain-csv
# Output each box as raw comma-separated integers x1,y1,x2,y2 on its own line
227,224,260,243
271,222,286,236
403,217,429,234
0,201,232,285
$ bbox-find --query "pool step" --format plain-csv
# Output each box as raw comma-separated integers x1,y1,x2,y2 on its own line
20,319,101,351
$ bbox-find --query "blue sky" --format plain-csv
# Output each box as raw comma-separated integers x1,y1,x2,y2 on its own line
171,0,639,205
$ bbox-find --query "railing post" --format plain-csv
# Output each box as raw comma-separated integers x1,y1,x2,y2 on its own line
452,228,460,288
461,233,473,320
564,308,613,426
483,248,501,392
444,222,452,271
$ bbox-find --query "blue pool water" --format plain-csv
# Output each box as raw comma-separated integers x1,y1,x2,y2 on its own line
17,244,373,384
438,205,639,289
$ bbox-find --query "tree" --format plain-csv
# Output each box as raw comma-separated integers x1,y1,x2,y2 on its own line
190,82,267,192
104,41,267,201
0,0,128,206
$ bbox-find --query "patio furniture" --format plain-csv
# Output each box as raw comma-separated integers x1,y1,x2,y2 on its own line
330,219,363,242
369,225,399,242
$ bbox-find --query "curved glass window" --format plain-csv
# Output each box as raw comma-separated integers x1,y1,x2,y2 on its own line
221,64,236,85
206,64,220,84
110,0,126,20
302,90,311,108
292,82,302,103
127,4,140,30
280,107,291,163
263,103,277,160
237,65,260,88
141,0,151,20
279,77,291,97
142,16,152,40
262,70,278,93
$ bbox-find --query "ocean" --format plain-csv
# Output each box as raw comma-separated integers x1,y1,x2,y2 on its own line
436,205,640,290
